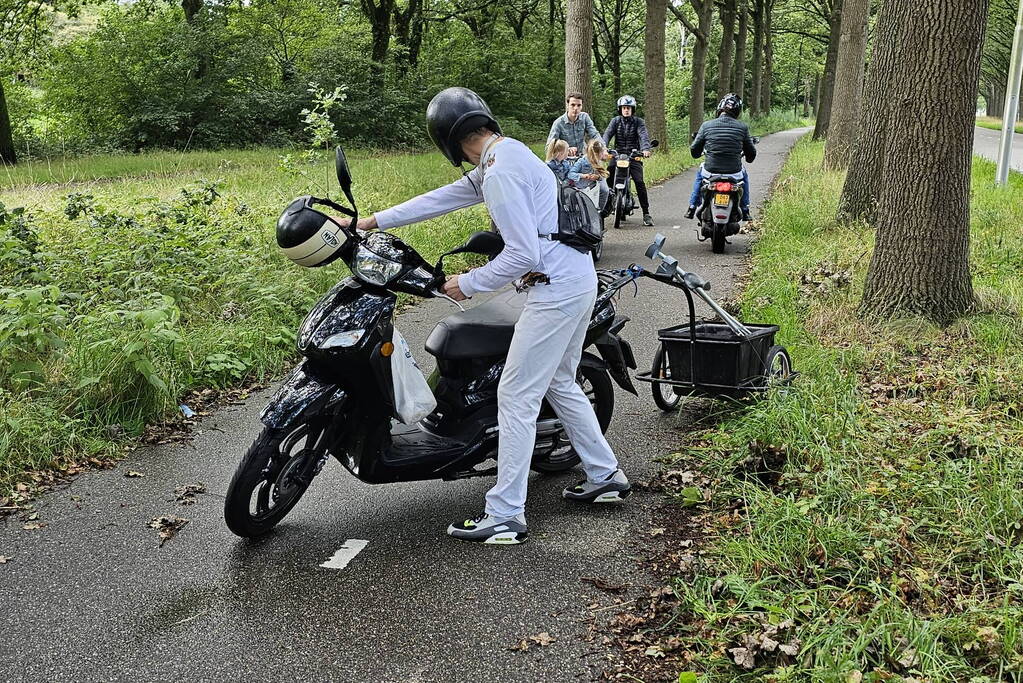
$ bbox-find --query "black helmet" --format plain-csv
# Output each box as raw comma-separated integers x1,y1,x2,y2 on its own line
276,196,349,267
426,87,502,167
717,93,742,117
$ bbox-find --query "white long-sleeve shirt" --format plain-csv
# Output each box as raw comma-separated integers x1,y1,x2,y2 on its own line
373,137,596,302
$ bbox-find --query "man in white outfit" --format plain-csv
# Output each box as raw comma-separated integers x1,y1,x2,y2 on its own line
338,87,630,545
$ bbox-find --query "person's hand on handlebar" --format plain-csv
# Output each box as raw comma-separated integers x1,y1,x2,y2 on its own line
442,275,468,301
642,150,651,158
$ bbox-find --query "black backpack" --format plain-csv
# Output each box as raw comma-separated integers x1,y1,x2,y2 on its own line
550,178,603,254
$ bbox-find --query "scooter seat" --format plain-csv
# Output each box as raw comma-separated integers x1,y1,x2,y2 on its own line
425,289,526,360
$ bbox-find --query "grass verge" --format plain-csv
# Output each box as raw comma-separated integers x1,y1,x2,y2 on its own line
976,116,1023,135
0,115,809,496
639,140,1023,680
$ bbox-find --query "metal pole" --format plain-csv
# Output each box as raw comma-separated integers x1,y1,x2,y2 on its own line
996,0,1023,186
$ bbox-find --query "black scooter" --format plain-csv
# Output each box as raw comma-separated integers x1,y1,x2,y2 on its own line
224,148,639,538
693,136,758,254
606,139,658,230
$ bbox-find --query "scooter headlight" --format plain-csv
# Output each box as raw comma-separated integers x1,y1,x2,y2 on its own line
321,329,366,349
353,245,403,286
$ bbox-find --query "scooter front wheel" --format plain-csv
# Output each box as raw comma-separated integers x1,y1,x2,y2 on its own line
530,364,614,473
224,420,328,537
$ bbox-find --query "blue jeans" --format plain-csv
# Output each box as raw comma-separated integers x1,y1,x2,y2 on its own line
689,167,750,211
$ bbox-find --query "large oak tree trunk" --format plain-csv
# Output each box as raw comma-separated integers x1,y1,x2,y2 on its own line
732,0,748,99
813,0,845,139
360,0,393,83
858,0,988,324
750,0,765,117
645,0,668,150
0,78,16,166
565,0,594,107
716,0,737,100
823,0,869,169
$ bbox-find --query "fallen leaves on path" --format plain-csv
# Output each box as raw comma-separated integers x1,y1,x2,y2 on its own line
174,483,206,505
124,470,145,478
580,576,628,593
507,632,556,652
148,515,189,546
0,556,10,564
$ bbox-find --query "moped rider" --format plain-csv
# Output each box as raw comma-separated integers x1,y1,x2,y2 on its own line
602,95,654,227
338,87,631,544
686,93,757,222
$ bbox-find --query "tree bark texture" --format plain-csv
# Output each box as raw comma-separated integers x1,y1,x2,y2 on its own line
716,0,737,100
813,0,844,139
760,0,774,114
565,0,594,106
732,0,748,99
858,0,987,324
360,0,393,82
689,0,714,136
645,0,668,150
823,0,868,169
0,78,16,165
750,0,764,116
838,1,900,223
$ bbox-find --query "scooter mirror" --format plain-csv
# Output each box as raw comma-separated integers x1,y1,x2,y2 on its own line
334,146,355,206
650,139,660,148
450,230,505,258
646,233,667,260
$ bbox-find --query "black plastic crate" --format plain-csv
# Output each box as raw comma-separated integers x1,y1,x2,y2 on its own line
658,322,779,388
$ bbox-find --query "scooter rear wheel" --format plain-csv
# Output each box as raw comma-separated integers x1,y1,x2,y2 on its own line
711,223,726,254
224,420,327,537
530,364,614,473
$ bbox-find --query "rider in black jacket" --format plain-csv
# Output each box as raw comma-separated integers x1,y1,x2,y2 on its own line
602,95,654,226
687,94,757,222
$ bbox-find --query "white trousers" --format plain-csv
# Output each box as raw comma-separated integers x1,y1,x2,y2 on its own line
484,287,621,520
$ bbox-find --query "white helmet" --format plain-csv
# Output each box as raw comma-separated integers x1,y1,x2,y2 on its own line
617,95,637,112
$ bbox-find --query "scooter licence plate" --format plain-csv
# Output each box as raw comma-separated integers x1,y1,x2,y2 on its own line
617,160,630,168
713,193,730,207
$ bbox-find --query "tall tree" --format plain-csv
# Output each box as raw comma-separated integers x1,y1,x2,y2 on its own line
858,0,988,323
822,0,868,168
759,0,774,114
732,0,749,98
593,0,645,97
0,80,13,165
669,0,714,136
813,0,844,139
565,0,594,107
645,0,668,149
716,0,737,99
749,0,765,116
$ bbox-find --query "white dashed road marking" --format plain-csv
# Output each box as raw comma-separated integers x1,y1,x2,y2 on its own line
320,539,369,569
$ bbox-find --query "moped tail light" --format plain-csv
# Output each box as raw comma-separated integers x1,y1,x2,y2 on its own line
716,182,733,192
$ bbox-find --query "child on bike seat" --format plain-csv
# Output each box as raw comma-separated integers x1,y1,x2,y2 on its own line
545,139,571,181
568,138,610,211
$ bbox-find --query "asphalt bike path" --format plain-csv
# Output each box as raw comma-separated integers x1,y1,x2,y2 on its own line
0,128,810,682
973,125,1023,172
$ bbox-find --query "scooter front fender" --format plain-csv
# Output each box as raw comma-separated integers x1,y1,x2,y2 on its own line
261,360,347,429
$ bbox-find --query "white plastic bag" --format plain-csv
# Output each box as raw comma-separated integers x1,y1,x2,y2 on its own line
390,327,437,424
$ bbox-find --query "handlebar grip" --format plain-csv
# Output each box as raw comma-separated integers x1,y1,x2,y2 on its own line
683,272,711,291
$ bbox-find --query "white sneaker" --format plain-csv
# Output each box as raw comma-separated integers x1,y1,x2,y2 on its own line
563,469,632,503
446,514,528,544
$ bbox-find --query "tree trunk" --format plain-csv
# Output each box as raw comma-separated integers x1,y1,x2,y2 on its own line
565,0,594,107
838,0,900,223
717,0,737,100
803,74,812,117
858,0,987,323
360,0,393,83
813,73,822,116
750,0,764,117
645,0,668,150
688,0,714,136
546,0,557,70
760,0,774,114
813,0,845,139
0,78,16,166
182,0,202,24
823,0,869,169
732,0,748,99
